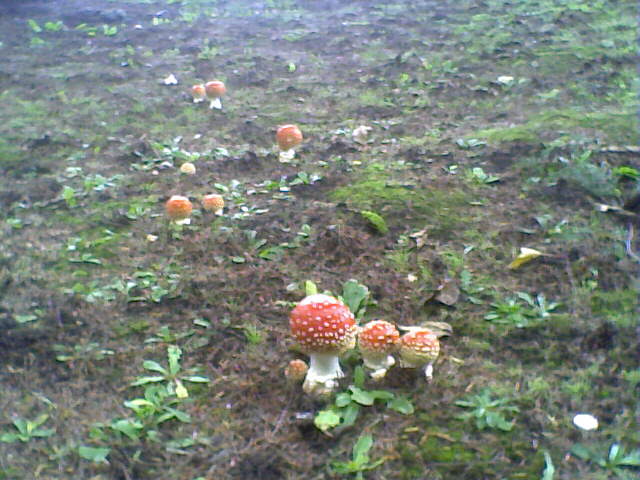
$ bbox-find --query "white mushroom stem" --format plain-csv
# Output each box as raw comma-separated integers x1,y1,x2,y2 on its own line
209,97,222,110
362,352,395,381
302,352,343,396
278,149,296,163
424,363,434,382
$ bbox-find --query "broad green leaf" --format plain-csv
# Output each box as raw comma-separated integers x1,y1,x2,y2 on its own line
0,433,20,443
78,446,110,463
570,443,593,461
142,360,167,375
182,375,209,383
314,409,341,432
368,390,395,401
353,366,366,389
167,346,182,375
131,375,165,386
387,396,415,415
341,279,369,317
335,392,352,408
341,403,360,428
349,387,375,406
352,434,373,464
31,428,55,438
110,419,143,441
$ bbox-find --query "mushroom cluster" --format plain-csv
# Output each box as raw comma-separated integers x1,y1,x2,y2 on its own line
190,80,226,109
288,292,451,396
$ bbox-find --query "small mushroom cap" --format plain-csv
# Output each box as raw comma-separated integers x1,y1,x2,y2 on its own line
191,84,206,98
165,195,193,220
201,194,224,212
285,359,308,383
180,162,196,174
289,294,357,355
205,80,226,98
276,124,303,151
358,320,399,353
398,328,440,367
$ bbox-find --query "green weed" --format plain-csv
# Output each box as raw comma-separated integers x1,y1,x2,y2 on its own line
0,414,55,443
131,345,209,399
455,388,519,431
571,442,640,478
331,435,385,479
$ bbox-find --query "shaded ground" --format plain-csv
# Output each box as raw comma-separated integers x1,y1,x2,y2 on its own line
0,0,638,479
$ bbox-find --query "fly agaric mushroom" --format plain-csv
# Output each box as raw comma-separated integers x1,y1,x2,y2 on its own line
285,359,309,384
201,194,224,216
191,84,206,103
205,80,226,110
165,195,193,225
276,124,303,163
289,294,357,396
180,162,196,175
398,328,440,381
358,320,400,381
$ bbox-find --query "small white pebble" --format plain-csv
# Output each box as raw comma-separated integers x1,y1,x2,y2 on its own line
573,414,598,431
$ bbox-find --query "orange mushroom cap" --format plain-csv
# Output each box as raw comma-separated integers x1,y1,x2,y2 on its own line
398,328,440,367
201,194,224,212
276,124,303,151
358,320,399,354
205,81,226,98
165,195,193,221
285,359,309,383
191,84,206,99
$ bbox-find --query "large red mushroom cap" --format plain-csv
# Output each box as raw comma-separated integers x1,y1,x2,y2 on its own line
204,80,226,98
398,328,440,381
290,294,356,354
165,195,193,222
358,320,399,380
289,294,356,396
276,124,303,151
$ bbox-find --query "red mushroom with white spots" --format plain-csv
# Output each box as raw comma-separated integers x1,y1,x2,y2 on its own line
358,320,399,381
289,294,357,396
165,195,193,225
398,327,440,381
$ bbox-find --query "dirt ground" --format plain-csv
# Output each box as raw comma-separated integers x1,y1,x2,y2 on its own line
0,0,638,479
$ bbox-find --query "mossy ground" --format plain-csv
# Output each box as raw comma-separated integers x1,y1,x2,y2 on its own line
0,0,638,479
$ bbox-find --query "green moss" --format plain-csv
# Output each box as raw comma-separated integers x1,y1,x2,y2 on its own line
331,167,472,236
590,288,638,328
360,210,388,234
474,108,638,145
420,436,475,463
